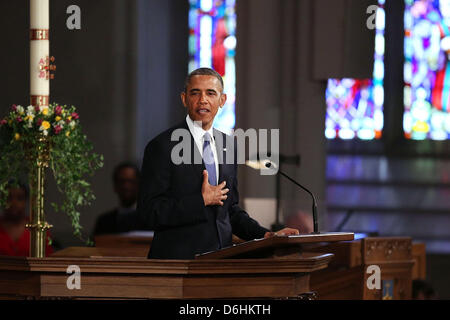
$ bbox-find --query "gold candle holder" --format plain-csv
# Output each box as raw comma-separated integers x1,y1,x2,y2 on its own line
25,137,53,258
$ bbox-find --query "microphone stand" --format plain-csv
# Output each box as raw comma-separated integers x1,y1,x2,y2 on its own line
266,162,319,234
272,169,284,232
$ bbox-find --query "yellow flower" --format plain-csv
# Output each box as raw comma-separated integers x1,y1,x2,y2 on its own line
40,106,49,116
14,133,20,140
55,116,62,122
41,121,51,130
67,116,72,121
66,131,71,137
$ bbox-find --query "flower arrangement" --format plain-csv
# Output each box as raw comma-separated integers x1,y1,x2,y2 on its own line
0,102,103,243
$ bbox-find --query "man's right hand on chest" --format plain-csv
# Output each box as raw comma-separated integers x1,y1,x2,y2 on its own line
201,170,229,206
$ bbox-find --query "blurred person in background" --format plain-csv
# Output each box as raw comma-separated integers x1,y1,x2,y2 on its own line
0,182,53,256
93,162,143,236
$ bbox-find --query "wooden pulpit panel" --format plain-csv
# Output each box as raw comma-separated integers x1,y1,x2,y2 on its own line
0,232,358,299
0,253,334,299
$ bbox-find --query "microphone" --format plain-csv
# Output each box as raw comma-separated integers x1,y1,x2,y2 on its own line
265,161,319,234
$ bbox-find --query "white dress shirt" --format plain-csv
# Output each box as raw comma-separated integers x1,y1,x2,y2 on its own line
186,115,220,185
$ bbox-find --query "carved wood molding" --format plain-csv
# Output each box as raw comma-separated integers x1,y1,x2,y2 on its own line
363,237,412,263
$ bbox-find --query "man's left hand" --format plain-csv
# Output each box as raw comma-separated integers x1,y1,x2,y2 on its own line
264,228,299,238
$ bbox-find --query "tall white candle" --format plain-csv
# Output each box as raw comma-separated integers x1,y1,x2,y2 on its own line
30,0,49,29
30,41,49,96
30,0,50,106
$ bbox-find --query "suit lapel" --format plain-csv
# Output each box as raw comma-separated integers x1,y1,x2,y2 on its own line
213,129,229,184
178,120,205,183
190,126,206,182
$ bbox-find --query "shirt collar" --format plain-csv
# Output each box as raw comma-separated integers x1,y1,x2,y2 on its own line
186,115,215,144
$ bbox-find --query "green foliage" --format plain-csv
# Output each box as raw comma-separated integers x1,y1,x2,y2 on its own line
0,103,103,243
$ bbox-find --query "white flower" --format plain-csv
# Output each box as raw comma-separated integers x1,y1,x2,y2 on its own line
53,122,64,130
27,105,35,115
16,105,25,115
43,129,48,136
69,121,76,129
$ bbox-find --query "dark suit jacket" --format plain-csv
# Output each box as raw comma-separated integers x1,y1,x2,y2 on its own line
137,120,269,259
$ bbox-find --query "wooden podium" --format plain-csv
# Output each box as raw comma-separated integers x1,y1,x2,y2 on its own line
0,232,353,300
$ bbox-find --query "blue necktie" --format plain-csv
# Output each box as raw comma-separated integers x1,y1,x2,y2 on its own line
203,132,217,186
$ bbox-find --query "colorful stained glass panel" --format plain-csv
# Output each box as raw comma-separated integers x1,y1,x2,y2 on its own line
404,0,450,140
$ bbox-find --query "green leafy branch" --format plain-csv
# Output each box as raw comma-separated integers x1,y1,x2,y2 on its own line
0,103,103,244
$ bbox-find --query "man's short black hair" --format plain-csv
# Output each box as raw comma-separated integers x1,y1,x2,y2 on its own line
183,67,224,93
113,162,140,184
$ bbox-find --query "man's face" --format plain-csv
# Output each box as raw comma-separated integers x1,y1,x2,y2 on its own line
114,167,139,208
181,75,227,130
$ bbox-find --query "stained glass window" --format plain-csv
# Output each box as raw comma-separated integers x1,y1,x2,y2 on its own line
188,0,236,134
404,0,450,140
325,0,386,140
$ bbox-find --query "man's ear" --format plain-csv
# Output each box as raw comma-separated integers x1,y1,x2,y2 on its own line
180,91,187,107
220,93,227,107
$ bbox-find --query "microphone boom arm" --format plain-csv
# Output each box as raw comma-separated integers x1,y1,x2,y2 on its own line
266,162,319,234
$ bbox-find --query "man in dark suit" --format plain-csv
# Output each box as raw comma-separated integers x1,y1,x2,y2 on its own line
137,68,298,259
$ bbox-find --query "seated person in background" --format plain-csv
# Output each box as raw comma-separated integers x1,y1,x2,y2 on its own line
93,162,142,236
0,183,53,256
